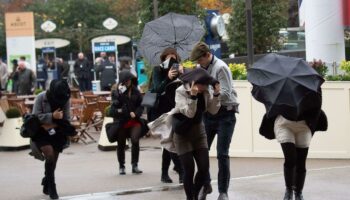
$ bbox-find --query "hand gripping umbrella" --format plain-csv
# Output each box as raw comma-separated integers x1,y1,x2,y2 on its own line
139,12,205,66
247,53,324,120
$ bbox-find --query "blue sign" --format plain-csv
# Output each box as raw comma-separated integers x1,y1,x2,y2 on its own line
204,10,222,58
94,42,116,52
136,60,147,86
42,47,55,53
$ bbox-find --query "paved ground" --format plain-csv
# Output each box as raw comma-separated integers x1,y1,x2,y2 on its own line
1,136,350,200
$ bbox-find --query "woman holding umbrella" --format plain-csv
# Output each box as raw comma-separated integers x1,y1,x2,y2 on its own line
173,68,220,200
148,47,184,183
248,54,328,200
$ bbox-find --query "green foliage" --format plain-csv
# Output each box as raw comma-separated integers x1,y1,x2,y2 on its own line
340,60,350,75
5,108,21,118
228,63,247,80
34,88,44,95
326,74,350,81
227,0,288,55
308,59,328,77
104,105,111,117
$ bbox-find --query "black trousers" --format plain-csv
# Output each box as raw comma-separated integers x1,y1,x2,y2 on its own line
116,126,141,167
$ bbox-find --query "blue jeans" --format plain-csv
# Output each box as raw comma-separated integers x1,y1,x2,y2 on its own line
204,107,236,193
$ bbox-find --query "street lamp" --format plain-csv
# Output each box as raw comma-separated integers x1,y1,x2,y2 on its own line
77,22,82,52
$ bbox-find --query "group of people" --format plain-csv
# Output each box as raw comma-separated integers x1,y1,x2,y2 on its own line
26,41,327,200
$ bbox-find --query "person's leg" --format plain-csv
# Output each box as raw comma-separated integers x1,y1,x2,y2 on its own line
40,145,59,199
281,142,297,200
193,148,210,200
294,147,309,200
117,129,127,175
179,152,195,200
161,148,173,183
170,152,183,183
78,78,85,91
216,111,236,197
130,126,142,174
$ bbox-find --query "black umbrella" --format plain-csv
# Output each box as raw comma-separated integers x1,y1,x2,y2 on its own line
139,12,205,66
247,53,324,120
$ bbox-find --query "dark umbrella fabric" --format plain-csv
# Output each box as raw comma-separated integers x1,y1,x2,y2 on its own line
247,53,324,120
139,12,205,66
179,68,218,86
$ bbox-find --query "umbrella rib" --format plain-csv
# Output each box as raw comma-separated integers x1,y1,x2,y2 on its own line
171,13,177,45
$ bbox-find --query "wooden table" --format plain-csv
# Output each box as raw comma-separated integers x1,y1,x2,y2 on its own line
17,95,37,100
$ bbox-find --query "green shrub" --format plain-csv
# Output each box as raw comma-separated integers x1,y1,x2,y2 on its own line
34,88,44,95
5,108,21,118
326,74,350,81
308,59,328,77
340,60,350,75
228,63,247,80
104,105,111,117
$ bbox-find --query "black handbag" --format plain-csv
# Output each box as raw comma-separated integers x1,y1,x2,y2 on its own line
20,114,41,138
105,121,120,143
141,92,158,108
172,113,193,135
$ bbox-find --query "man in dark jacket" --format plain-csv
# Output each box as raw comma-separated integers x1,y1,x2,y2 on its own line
74,52,92,91
57,58,70,81
14,61,36,95
95,59,116,91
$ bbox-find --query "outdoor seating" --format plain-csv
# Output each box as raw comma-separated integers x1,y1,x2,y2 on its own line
97,101,110,118
7,98,28,115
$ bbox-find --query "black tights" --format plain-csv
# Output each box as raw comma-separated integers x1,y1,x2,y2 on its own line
117,126,141,167
40,145,59,183
179,148,209,200
281,143,309,173
162,148,182,174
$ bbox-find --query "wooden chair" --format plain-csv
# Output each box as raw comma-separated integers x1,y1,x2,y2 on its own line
4,93,17,99
70,88,81,99
71,102,101,144
7,98,28,115
97,101,110,118
83,94,99,104
70,98,85,121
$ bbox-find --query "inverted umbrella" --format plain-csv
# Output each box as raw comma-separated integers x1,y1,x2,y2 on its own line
247,53,324,120
139,12,205,66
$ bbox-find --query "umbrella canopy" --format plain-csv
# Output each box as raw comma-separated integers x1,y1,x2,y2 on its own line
247,53,324,120
139,12,205,66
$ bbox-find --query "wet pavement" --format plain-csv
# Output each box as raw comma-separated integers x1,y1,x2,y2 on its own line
0,136,349,200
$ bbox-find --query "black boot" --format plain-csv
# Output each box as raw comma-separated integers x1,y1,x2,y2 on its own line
41,177,49,195
132,164,143,174
119,165,126,175
47,178,59,200
283,167,294,200
294,172,306,200
161,171,173,183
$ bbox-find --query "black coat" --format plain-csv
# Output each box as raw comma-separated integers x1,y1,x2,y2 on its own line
73,58,91,79
110,86,148,136
95,61,116,88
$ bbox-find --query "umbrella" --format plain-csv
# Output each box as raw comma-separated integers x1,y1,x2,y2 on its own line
247,53,324,120
139,12,205,66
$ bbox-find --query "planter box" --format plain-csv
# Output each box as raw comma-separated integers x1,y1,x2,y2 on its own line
209,81,350,159
0,117,30,151
98,117,118,151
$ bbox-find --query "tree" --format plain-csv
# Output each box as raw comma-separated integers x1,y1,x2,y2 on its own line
227,0,288,55
197,0,232,13
138,0,204,38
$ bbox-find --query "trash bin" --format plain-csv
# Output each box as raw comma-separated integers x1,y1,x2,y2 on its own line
92,80,101,92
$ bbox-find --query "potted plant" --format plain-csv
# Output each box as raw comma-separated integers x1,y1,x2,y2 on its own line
98,105,117,151
0,107,29,151
229,63,247,80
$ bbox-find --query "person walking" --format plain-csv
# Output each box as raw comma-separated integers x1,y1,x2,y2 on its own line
74,52,92,91
148,47,184,184
31,80,73,199
172,68,221,200
110,71,146,175
190,42,239,200
259,91,328,200
13,61,36,95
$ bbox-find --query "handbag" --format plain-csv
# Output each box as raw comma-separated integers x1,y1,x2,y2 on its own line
172,113,193,135
141,91,158,108
20,114,41,138
105,121,120,143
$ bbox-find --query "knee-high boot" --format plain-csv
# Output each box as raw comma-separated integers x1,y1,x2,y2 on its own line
45,160,58,199
283,167,294,200
294,172,306,200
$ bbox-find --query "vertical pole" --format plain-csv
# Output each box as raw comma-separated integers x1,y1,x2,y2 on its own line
153,0,158,19
246,0,254,68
